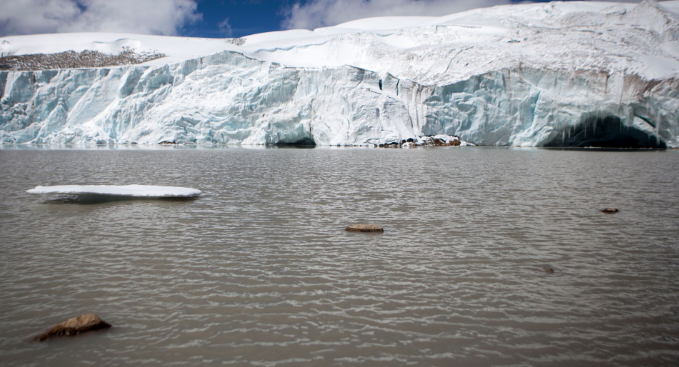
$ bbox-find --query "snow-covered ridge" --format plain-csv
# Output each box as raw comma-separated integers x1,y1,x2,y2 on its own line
1,1,678,147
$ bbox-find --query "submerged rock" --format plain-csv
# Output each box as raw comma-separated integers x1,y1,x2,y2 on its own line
36,313,111,342
601,208,619,214
345,224,384,233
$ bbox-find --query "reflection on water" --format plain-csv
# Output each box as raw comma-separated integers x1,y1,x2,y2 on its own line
37,194,201,204
0,147,678,366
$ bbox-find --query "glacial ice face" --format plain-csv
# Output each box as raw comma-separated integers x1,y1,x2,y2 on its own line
0,52,679,146
422,69,679,147
1,53,675,147
1,0,678,147
0,53,429,146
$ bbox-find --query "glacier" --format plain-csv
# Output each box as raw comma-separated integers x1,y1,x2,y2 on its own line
1,0,678,147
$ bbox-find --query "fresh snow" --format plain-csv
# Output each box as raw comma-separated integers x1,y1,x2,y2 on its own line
329,16,436,31
27,185,201,198
1,0,678,147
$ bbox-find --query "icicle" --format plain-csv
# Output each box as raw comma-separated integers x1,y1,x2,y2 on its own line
618,71,624,107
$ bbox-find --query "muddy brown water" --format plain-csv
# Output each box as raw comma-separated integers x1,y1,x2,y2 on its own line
0,147,678,366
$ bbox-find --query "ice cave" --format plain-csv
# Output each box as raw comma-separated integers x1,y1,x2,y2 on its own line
544,116,667,149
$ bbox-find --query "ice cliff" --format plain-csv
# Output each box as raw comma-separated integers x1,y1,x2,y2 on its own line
1,0,678,147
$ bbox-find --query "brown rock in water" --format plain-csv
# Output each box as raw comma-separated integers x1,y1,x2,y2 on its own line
601,208,619,214
544,268,555,274
36,314,111,342
345,224,384,233
432,138,446,146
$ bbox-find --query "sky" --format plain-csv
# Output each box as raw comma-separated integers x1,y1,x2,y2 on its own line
0,0,643,39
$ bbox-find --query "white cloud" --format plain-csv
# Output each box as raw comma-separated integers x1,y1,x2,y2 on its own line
218,18,233,37
281,0,515,29
281,0,644,30
0,0,202,36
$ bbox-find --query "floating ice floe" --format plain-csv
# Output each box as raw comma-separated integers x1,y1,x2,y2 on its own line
27,185,201,201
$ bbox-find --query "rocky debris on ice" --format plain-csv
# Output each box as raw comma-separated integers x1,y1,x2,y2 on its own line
0,48,165,71
225,38,246,46
35,314,111,342
381,134,475,148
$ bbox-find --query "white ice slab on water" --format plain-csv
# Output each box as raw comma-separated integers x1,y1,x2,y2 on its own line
27,185,201,198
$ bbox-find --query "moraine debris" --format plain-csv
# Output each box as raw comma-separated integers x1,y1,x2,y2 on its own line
378,135,474,148
0,48,165,71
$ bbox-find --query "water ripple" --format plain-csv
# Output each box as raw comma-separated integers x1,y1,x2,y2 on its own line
0,148,678,366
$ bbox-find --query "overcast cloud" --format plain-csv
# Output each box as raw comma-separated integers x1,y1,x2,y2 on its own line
0,0,201,37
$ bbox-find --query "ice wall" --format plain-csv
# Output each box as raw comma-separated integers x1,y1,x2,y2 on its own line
423,69,679,147
1,51,676,147
0,52,411,145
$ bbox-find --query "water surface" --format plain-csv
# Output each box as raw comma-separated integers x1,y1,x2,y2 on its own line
0,147,678,366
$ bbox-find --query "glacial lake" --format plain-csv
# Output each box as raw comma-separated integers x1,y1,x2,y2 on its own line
0,147,678,366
